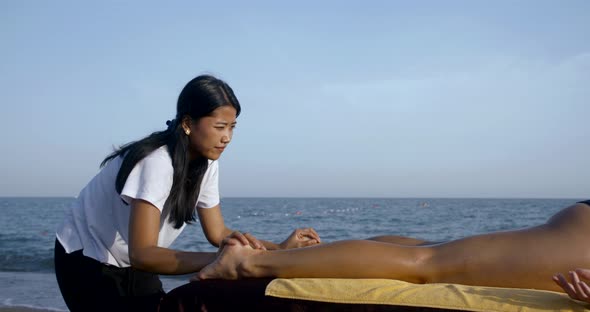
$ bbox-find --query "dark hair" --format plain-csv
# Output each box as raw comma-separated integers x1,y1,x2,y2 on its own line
101,75,241,228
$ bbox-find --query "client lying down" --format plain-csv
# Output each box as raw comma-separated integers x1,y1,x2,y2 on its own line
197,200,590,302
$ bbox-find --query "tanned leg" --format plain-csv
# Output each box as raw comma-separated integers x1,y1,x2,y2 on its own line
423,203,590,291
199,239,431,283
199,203,590,292
367,235,437,246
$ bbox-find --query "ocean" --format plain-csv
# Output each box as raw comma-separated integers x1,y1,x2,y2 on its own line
0,197,581,311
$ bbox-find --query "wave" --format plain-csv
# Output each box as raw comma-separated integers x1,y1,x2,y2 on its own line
0,253,54,272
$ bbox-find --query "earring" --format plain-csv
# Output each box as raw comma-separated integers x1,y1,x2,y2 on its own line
185,130,190,135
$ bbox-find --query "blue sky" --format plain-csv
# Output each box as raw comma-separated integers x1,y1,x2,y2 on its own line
1,1,589,198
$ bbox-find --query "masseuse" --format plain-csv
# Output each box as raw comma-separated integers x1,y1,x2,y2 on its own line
54,74,320,312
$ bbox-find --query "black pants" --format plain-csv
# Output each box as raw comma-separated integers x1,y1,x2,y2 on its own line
54,239,164,312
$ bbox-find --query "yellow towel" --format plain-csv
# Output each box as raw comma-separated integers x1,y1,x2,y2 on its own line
265,278,590,312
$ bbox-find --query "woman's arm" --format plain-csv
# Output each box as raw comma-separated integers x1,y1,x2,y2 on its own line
197,205,234,247
197,205,266,249
197,205,321,250
128,199,216,274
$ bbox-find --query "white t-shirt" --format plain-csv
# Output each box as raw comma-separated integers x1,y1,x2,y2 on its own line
56,146,220,267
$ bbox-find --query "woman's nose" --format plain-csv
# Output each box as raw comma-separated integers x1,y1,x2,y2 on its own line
221,135,230,143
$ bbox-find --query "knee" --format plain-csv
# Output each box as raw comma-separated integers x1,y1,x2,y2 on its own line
418,246,466,284
413,247,437,284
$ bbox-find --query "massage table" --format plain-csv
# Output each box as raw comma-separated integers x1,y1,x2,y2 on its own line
159,278,590,311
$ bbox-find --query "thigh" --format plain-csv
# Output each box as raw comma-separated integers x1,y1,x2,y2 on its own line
543,202,590,266
124,267,165,312
366,235,435,246
547,202,590,232
54,239,110,312
428,203,590,291
54,239,163,312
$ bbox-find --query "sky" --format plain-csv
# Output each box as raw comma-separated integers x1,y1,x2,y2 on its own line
1,1,589,198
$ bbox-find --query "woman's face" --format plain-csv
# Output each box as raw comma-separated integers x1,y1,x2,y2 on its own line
185,105,237,160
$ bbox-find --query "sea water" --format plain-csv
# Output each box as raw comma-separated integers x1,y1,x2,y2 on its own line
0,197,579,311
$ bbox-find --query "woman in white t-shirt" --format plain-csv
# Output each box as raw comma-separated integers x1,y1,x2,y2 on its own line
54,75,321,312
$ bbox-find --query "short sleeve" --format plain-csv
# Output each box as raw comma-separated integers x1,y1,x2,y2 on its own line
196,160,220,209
120,148,174,212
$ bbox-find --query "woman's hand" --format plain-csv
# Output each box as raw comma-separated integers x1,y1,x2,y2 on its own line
190,231,265,282
220,231,266,252
279,228,321,249
553,268,590,303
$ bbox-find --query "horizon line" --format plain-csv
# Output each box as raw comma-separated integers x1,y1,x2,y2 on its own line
0,196,584,200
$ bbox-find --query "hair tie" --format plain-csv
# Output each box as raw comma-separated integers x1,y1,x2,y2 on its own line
166,119,177,130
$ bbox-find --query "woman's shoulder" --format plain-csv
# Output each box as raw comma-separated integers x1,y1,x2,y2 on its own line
145,145,172,160
139,146,173,171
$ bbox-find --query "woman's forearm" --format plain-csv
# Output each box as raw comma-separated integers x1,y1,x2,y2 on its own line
260,239,281,250
221,226,281,250
130,246,216,275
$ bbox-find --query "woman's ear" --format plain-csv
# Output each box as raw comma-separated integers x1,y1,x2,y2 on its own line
181,116,192,136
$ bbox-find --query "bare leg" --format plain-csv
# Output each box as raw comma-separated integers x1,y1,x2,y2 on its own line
199,203,590,292
423,203,590,291
199,239,430,283
367,235,439,246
